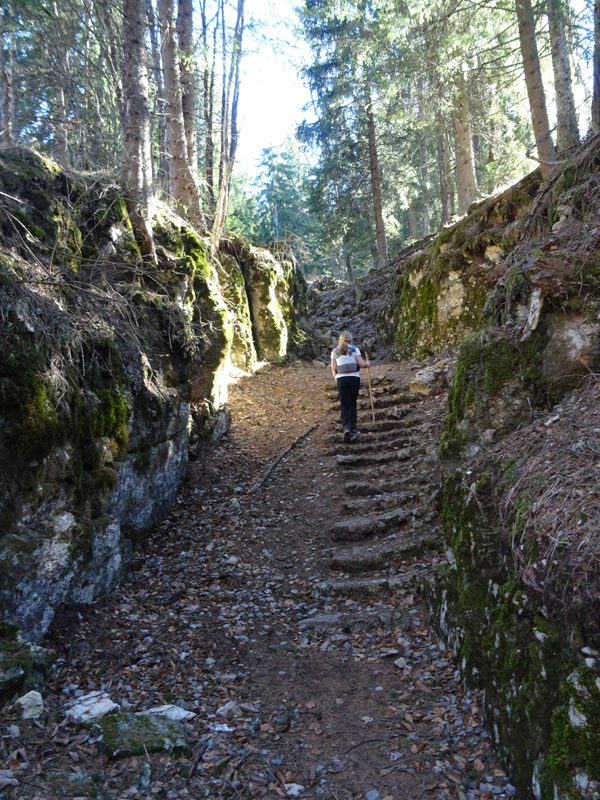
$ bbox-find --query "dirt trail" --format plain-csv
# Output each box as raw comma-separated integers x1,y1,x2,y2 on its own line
1,362,515,800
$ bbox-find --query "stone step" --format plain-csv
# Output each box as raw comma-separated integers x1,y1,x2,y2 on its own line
343,479,406,496
328,403,418,422
328,399,409,416
358,396,405,410
329,529,441,573
330,507,417,542
339,463,419,482
297,607,412,634
336,448,413,468
326,425,422,444
342,490,421,513
330,435,418,456
314,572,415,600
359,418,416,433
359,407,411,422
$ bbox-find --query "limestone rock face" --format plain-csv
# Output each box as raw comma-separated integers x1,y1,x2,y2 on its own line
542,313,599,395
0,151,311,662
220,235,312,362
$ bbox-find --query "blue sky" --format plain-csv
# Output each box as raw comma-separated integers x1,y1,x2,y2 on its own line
235,0,314,175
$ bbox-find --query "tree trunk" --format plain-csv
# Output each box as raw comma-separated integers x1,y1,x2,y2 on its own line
420,137,430,237
344,238,353,281
0,20,14,145
436,114,454,225
212,0,244,246
158,0,204,228
453,70,479,214
122,0,156,261
364,81,387,269
177,0,199,186
592,0,600,134
547,0,579,152
408,209,418,240
93,0,125,154
273,185,279,238
147,0,167,188
515,0,557,178
52,1,69,167
200,0,216,215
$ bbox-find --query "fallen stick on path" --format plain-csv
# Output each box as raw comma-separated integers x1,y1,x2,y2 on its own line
251,423,319,490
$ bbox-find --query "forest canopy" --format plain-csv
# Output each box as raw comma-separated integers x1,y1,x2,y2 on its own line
0,0,598,276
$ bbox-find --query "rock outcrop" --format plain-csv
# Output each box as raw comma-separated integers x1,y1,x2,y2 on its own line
0,149,309,669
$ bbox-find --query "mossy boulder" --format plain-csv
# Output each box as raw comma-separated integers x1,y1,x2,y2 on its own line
0,150,310,651
0,158,213,642
94,712,191,759
423,137,600,800
0,148,134,268
439,327,547,459
218,250,257,371
394,252,489,357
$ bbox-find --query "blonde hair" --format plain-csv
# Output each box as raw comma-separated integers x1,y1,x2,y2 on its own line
338,330,353,355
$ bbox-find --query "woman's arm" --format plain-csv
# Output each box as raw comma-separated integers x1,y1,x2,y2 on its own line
330,356,337,381
356,354,369,369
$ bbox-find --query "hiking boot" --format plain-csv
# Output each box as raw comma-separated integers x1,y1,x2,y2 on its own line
343,430,351,443
349,430,359,442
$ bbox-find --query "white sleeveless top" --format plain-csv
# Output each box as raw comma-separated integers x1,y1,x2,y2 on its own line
331,345,361,379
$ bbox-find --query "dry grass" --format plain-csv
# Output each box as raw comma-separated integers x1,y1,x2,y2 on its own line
498,376,600,622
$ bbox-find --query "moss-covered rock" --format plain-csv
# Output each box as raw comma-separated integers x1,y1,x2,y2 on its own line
0,622,54,703
427,471,600,800
0,150,311,652
94,712,190,760
439,327,547,458
219,234,313,363
391,171,543,358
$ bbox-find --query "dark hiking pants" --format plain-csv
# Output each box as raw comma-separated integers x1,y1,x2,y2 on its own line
337,376,360,431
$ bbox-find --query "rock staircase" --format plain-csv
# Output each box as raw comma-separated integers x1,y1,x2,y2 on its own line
307,373,442,624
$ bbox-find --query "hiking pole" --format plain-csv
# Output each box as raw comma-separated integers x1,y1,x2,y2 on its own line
364,348,375,423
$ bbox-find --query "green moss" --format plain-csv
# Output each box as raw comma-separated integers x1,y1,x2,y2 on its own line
439,329,545,459
94,712,190,759
543,667,600,797
0,622,19,642
0,368,66,462
394,262,487,358
94,388,130,450
433,471,587,796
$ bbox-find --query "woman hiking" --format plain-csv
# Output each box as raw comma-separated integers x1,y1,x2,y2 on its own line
330,331,369,443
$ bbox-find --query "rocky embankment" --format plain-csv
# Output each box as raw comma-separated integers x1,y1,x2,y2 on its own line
0,149,310,695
